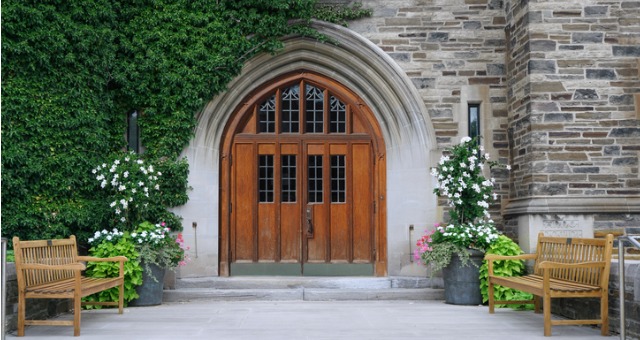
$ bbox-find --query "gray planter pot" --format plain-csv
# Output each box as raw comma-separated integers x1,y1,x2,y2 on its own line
130,262,165,306
442,248,484,305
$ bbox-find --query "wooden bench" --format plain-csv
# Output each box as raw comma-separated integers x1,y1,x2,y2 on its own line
485,232,614,337
13,236,127,336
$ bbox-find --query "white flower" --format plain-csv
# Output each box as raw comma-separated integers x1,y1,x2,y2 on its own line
461,136,472,143
484,153,490,160
106,235,112,241
157,172,162,176
110,201,117,207
506,165,512,170
137,160,144,165
123,171,129,178
102,229,108,234
118,185,126,191
154,184,160,190
88,238,94,243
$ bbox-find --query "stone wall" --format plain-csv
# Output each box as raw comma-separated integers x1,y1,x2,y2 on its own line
349,0,513,234
349,0,640,241
552,259,640,339
3,263,71,334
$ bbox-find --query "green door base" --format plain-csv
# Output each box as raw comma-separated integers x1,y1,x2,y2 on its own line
230,263,374,276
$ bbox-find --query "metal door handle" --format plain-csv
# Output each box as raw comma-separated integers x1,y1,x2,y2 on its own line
306,206,313,237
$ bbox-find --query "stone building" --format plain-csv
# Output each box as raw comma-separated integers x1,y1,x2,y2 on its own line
172,0,640,278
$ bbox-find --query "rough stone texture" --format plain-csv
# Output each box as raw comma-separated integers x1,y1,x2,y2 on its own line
552,260,640,339
3,263,71,333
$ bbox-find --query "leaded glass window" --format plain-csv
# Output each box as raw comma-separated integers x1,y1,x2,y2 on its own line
281,85,300,133
308,155,323,203
329,96,346,133
259,155,274,202
259,95,276,133
305,85,324,133
331,155,346,203
281,155,297,202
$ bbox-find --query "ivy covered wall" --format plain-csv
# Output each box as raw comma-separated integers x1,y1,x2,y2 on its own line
1,0,369,244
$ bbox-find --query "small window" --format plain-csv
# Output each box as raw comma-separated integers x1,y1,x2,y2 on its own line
281,155,297,202
329,96,346,133
281,85,300,133
468,103,480,140
331,155,346,203
127,110,140,153
308,155,323,203
259,95,276,133
259,155,274,202
305,85,324,133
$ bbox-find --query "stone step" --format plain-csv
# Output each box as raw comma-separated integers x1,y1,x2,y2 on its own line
164,276,444,302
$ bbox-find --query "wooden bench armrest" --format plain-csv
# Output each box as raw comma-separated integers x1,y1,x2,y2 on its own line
485,253,536,276
484,253,537,261
77,255,128,263
537,260,607,270
19,262,86,271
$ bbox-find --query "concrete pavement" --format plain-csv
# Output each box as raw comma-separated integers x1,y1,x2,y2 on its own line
6,299,611,339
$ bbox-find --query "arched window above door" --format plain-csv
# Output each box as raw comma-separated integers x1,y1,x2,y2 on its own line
247,80,365,137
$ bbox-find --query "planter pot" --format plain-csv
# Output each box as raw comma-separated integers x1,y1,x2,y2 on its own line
442,248,484,305
130,262,165,306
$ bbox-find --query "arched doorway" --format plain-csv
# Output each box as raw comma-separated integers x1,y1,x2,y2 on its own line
219,71,387,276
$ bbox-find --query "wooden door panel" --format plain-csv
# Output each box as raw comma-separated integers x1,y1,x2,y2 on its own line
224,74,385,276
352,143,373,262
233,143,256,261
307,203,328,262
280,203,300,262
280,143,301,262
257,203,277,261
330,203,349,262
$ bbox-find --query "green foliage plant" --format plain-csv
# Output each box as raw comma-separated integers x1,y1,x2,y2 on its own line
2,0,371,246
479,235,534,310
84,230,142,308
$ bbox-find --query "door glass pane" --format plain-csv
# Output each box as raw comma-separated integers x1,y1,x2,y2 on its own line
329,96,346,133
331,155,346,203
305,85,324,133
259,155,274,202
281,155,297,202
308,155,323,203
259,95,276,133
281,85,300,133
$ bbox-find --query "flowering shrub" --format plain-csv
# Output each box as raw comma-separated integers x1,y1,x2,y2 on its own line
133,221,189,274
416,136,508,272
92,152,161,230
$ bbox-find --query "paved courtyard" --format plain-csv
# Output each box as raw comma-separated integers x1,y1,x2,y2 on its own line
6,300,610,339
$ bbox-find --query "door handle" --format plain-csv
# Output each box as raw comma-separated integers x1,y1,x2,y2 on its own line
306,206,314,237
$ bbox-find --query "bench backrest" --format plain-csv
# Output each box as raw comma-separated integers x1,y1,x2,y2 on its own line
12,236,79,288
533,232,613,289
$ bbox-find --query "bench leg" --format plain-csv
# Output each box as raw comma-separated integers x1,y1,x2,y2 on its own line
488,279,495,314
119,282,124,314
600,293,609,335
543,295,552,336
17,294,26,337
74,294,81,336
534,295,541,314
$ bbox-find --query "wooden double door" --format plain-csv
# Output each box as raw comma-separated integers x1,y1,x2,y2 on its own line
220,72,386,276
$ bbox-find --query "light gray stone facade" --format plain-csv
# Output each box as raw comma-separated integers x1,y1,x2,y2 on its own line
173,0,640,278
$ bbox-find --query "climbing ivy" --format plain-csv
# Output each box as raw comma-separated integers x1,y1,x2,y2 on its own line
1,1,370,245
